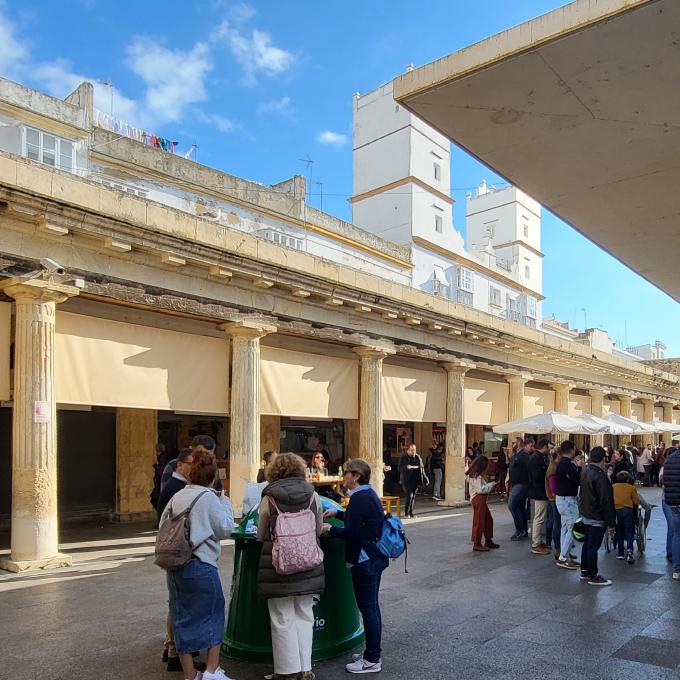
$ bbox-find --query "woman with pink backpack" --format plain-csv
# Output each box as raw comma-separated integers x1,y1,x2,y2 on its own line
257,453,325,680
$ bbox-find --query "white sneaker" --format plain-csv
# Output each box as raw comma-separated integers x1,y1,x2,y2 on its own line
346,658,382,674
352,654,382,663
203,669,233,680
673,572,680,580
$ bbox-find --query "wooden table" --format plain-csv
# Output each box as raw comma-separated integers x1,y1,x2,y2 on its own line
311,478,344,495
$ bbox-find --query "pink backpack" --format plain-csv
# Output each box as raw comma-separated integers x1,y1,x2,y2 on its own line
269,496,323,576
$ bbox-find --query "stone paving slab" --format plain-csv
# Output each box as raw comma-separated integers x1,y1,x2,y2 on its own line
1,488,678,680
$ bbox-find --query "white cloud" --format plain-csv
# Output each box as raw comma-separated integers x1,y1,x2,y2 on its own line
126,38,211,124
317,130,348,146
229,2,256,24
0,3,28,78
258,95,291,114
196,110,240,133
212,20,293,85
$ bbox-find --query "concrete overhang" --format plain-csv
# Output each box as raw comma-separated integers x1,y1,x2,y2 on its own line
394,0,680,302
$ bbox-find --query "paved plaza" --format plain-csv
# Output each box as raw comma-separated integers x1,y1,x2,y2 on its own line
2,488,679,680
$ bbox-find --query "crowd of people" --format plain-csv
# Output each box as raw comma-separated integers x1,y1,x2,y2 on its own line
466,436,680,587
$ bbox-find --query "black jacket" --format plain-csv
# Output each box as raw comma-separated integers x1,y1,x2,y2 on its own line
257,478,325,599
612,458,632,481
527,451,549,501
157,474,187,515
579,463,616,527
508,449,531,485
555,457,581,496
329,486,384,566
663,450,680,506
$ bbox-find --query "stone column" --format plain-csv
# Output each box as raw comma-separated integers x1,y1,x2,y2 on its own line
619,395,632,418
344,419,360,461
589,388,605,448
637,398,655,448
115,408,158,522
552,383,571,414
443,361,474,505
660,401,675,447
353,346,394,497
0,279,79,573
221,320,275,516
506,373,531,444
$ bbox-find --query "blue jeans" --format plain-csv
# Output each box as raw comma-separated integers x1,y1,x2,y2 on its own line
662,499,674,558
351,556,389,664
508,483,529,534
547,501,561,553
556,495,579,560
580,524,606,578
667,505,680,573
615,508,635,556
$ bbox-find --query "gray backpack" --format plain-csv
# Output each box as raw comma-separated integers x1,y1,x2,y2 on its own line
154,490,209,570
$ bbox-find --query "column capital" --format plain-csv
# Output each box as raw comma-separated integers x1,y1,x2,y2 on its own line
506,373,532,385
588,387,605,396
658,399,675,408
219,319,276,339
617,393,633,403
0,278,79,304
353,345,395,360
550,382,573,393
638,396,655,406
442,360,475,375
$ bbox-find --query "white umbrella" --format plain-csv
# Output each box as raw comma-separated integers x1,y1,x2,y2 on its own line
605,414,656,435
644,421,680,433
493,411,608,435
573,414,635,436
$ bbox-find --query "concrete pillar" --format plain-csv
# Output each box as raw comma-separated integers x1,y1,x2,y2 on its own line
115,408,157,521
442,361,474,505
619,395,632,418
589,388,605,448
353,346,394,497
260,415,281,455
0,279,78,573
221,320,276,516
660,402,675,447
552,383,571,414
506,373,531,443
638,397,655,448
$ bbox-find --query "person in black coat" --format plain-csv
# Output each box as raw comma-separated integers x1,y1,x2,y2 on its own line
323,459,388,675
399,444,426,518
662,448,680,578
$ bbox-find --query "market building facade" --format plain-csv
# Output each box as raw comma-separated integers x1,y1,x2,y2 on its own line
0,76,679,572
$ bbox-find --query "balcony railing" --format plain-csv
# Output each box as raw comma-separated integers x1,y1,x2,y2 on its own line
506,309,521,323
523,316,537,328
456,290,474,307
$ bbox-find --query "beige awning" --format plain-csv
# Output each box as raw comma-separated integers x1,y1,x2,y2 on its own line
568,394,591,417
523,387,555,418
382,364,446,423
465,378,509,425
55,312,230,414
0,302,9,401
260,346,358,419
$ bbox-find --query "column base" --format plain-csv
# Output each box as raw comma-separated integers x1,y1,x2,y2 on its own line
0,552,72,573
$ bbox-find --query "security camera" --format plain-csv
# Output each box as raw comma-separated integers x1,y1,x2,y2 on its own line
40,258,66,276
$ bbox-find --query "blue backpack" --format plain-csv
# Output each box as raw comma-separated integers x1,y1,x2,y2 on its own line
376,513,409,572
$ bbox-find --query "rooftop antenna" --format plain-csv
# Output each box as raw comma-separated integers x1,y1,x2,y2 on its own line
581,307,588,330
183,144,198,161
316,180,324,212
298,155,314,203
102,80,114,116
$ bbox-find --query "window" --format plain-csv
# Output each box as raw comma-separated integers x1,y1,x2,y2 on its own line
23,127,75,171
525,296,537,318
506,296,521,322
484,221,496,239
433,162,441,181
434,214,443,233
523,224,529,238
432,266,448,297
457,267,474,292
525,265,530,279
489,286,502,308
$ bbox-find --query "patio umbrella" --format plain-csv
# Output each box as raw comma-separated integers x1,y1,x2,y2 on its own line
643,421,680,433
572,414,636,436
604,414,656,435
493,411,608,435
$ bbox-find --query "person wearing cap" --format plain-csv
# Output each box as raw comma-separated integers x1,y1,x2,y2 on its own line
528,439,552,556
579,446,616,586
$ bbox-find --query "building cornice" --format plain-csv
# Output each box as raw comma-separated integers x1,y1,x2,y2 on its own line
494,240,544,258
348,176,454,206
412,235,545,300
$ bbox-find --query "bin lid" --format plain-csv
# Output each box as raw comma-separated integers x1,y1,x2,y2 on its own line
233,495,344,539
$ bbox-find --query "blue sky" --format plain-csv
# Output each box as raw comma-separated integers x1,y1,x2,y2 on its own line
1,0,678,355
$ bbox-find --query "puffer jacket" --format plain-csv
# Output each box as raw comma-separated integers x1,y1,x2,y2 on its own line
579,463,616,527
256,477,325,600
663,450,680,507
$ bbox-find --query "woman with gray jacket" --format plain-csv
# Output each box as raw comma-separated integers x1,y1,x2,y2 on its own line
258,453,325,680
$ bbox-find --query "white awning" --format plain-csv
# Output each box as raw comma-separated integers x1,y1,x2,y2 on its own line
433,265,448,286
260,346,358,419
55,312,230,414
493,411,608,435
0,302,9,401
465,378,509,425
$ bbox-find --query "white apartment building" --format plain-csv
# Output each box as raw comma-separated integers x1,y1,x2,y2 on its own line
351,80,542,329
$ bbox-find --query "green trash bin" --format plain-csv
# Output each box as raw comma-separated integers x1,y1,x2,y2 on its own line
221,496,364,663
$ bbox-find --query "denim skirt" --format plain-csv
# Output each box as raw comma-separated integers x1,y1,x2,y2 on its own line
167,559,225,654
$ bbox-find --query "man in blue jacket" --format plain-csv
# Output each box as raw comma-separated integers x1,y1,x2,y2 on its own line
663,447,680,581
508,438,534,540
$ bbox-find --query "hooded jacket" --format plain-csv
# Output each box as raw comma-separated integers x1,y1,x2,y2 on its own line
256,477,325,600
663,450,680,506
579,463,616,527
